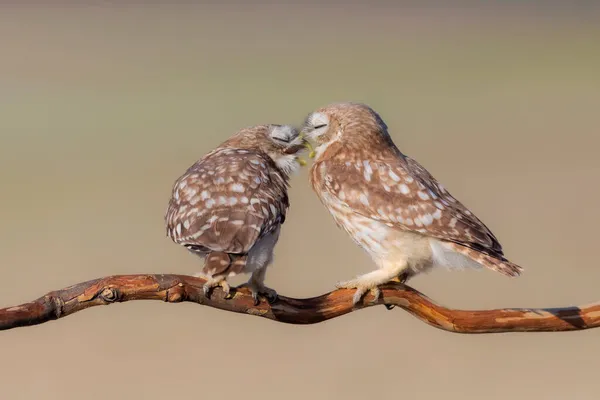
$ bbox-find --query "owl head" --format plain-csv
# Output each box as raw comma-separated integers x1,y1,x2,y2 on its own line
219,124,309,174
300,102,391,157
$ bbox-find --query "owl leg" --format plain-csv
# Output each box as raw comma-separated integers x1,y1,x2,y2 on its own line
239,267,278,306
336,260,408,306
194,251,236,299
236,228,280,305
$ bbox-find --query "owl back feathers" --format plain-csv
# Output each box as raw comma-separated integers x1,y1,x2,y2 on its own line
166,148,290,256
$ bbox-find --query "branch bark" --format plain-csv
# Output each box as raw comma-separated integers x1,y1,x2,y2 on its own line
0,274,598,333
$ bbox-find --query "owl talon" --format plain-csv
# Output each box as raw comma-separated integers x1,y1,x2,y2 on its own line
237,283,278,306
336,279,381,306
351,288,366,305
201,278,230,299
265,290,278,305
250,289,277,305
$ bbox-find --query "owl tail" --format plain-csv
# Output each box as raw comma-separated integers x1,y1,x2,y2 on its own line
445,243,524,277
203,252,248,277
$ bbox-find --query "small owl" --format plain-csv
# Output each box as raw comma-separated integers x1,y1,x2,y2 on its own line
165,124,307,304
301,102,523,305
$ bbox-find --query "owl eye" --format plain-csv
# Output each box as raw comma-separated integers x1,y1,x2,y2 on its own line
270,135,290,144
313,124,327,130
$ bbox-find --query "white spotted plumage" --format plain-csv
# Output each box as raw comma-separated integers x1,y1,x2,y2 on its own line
302,102,523,305
165,124,307,303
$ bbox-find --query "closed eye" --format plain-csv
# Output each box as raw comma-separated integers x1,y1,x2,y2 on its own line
271,136,289,144
313,124,327,130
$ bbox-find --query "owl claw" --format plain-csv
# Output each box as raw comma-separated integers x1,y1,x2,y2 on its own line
237,283,278,306
201,278,230,299
336,280,381,306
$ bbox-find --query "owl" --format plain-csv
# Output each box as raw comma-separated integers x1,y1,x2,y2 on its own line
301,102,523,305
165,124,307,304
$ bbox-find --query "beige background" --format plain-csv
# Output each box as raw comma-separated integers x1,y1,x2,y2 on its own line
1,3,600,399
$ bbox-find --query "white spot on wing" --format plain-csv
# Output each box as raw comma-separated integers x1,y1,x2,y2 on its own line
231,183,245,193
399,184,410,194
359,193,370,207
421,213,434,226
389,170,401,182
363,160,373,181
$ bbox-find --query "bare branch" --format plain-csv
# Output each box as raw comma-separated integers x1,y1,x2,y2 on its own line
0,274,598,333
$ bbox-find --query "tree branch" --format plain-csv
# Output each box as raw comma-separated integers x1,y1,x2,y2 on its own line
0,274,597,333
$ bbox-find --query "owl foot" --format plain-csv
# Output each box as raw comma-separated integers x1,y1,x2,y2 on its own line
194,273,231,299
335,279,381,306
237,282,278,306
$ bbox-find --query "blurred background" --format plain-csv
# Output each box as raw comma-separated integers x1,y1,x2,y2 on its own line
1,2,600,399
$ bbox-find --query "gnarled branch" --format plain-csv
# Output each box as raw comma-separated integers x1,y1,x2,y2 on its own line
0,274,598,333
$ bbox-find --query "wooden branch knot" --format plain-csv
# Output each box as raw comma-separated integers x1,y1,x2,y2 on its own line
48,295,64,319
99,288,119,303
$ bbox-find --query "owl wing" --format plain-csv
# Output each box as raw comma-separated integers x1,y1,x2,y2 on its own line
318,154,506,259
165,149,289,255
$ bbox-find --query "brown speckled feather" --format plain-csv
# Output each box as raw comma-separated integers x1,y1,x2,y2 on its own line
165,148,289,255
308,102,522,277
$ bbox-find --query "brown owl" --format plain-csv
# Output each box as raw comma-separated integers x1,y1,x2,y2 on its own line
301,102,523,305
165,124,307,304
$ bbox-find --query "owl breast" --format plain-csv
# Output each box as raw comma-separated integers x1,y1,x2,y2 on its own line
319,191,390,256
320,191,434,271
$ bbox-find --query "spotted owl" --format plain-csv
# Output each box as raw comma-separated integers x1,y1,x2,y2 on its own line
165,124,307,304
300,102,523,305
